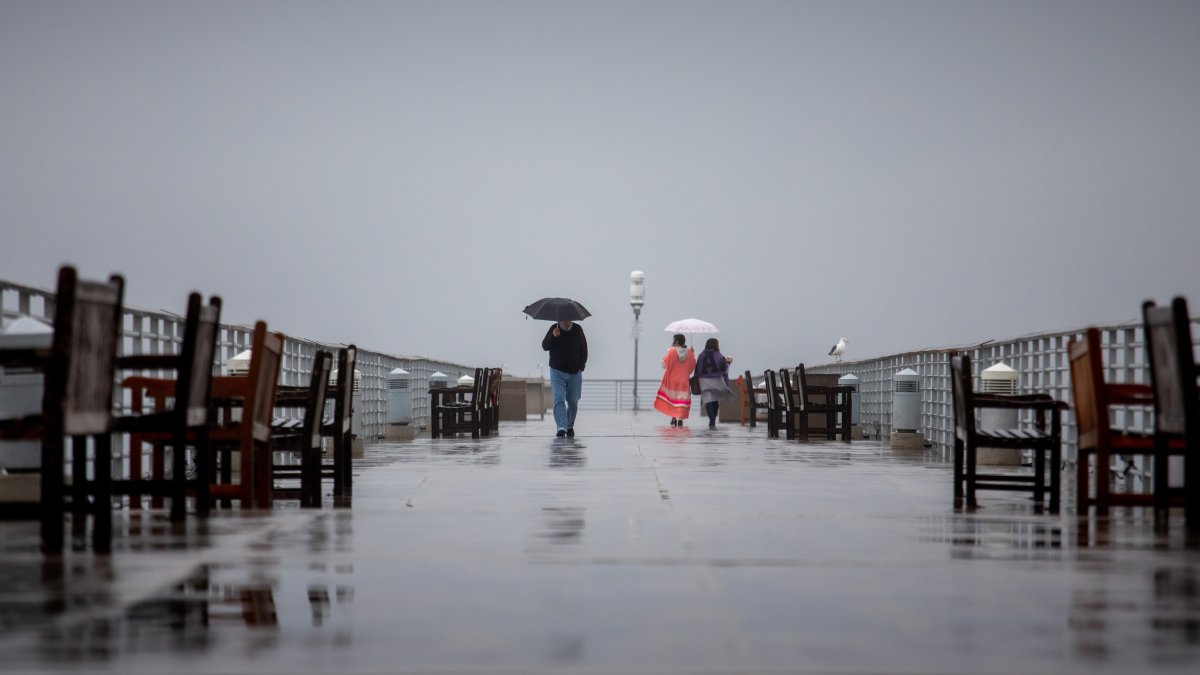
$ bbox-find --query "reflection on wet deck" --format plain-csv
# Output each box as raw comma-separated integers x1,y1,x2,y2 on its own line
1,411,1198,673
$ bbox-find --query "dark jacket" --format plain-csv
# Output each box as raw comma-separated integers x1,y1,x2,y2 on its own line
693,349,729,380
542,323,588,374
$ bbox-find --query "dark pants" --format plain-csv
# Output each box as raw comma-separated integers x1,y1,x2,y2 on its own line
705,402,719,424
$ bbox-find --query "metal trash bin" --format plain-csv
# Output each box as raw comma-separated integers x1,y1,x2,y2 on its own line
0,317,53,470
892,368,920,432
387,368,412,425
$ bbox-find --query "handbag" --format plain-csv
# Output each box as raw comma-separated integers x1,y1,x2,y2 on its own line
689,374,701,395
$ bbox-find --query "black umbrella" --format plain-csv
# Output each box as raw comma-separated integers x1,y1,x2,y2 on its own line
523,297,592,321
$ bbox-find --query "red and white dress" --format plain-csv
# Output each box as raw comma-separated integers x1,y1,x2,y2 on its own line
654,346,696,420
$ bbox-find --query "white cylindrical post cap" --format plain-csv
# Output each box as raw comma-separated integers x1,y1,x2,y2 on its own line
387,368,410,380
0,317,53,349
838,373,860,387
981,362,1018,381
228,349,252,375
895,368,918,381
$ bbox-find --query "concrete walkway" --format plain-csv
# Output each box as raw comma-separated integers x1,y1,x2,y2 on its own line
1,411,1199,674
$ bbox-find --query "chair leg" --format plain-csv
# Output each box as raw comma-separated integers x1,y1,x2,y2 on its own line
965,441,977,506
170,433,187,523
93,433,112,554
41,432,65,555
1096,447,1112,515
1153,442,1170,517
1076,449,1090,515
953,437,964,501
254,440,273,509
195,430,211,518
71,435,88,519
1034,448,1046,505
1049,444,1062,513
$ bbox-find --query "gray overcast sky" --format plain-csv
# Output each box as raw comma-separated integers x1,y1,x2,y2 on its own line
2,0,1198,378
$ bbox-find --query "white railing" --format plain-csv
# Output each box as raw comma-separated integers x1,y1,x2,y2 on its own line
1,278,478,440
803,318,1200,489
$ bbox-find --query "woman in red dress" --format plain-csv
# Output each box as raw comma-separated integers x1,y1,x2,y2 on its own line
654,334,696,426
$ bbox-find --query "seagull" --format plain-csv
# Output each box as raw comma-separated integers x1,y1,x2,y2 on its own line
828,337,848,362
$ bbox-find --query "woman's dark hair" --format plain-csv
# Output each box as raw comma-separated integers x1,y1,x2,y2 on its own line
672,334,686,347
704,337,720,351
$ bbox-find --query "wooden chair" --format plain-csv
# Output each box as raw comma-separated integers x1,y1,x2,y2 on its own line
1142,297,1200,523
207,322,284,509
0,265,124,553
325,345,357,498
778,368,802,440
762,370,784,438
740,370,767,427
1068,327,1165,514
271,349,333,508
794,364,852,443
433,368,487,439
950,353,1067,511
111,293,222,522
486,368,503,435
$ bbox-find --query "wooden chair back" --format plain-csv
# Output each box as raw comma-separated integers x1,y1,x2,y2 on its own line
1143,296,1200,522
328,345,357,498
488,367,503,433
949,354,976,441
54,266,125,435
1068,328,1109,449
330,345,357,437
180,294,222,427
763,369,781,438
246,323,284,444
301,350,333,507
1143,297,1199,438
303,351,334,454
793,364,810,412
779,368,797,414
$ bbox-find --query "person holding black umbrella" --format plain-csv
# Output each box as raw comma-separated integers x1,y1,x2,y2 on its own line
524,297,592,438
542,319,588,437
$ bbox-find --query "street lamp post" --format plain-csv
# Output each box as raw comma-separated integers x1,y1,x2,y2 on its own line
630,271,645,411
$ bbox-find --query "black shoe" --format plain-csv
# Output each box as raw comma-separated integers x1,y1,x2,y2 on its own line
670,419,677,426
566,428,575,438
709,421,716,429
556,430,566,438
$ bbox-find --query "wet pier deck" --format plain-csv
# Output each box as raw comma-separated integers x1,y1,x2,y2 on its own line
2,411,1198,674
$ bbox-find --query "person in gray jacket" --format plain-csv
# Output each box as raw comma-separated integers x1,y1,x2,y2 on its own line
692,337,735,429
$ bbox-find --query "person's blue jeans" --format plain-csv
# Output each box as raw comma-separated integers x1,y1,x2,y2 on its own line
550,368,582,431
